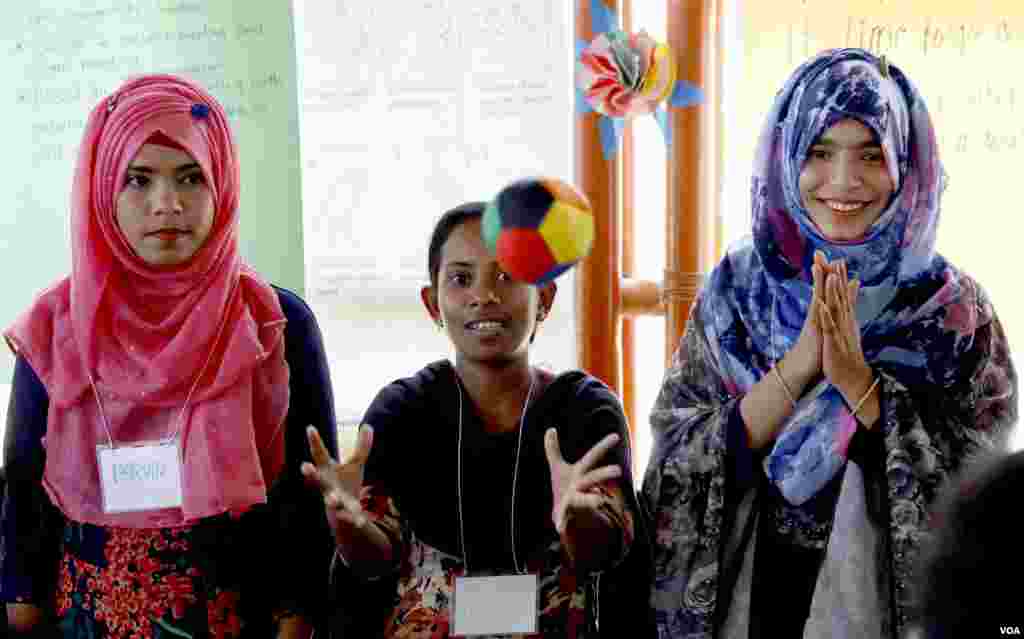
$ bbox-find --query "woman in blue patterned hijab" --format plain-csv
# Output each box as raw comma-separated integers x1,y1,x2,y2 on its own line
643,48,1016,638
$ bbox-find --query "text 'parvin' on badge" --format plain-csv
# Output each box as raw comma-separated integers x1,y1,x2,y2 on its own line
97,441,183,513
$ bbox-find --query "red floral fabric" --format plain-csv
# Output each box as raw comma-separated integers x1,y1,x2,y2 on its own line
56,526,243,639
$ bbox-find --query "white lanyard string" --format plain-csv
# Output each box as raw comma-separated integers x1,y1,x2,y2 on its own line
88,283,236,449
456,368,535,575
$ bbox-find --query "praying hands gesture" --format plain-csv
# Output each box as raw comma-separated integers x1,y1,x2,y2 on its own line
743,250,881,448
544,429,625,570
816,259,881,426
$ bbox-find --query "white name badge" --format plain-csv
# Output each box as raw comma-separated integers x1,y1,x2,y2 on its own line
97,442,183,513
452,573,538,637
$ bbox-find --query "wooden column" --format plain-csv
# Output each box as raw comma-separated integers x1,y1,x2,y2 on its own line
620,0,637,442
576,0,717,407
575,0,622,393
665,0,711,363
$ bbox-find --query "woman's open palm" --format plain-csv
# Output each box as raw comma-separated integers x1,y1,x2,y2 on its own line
301,425,374,541
544,429,623,534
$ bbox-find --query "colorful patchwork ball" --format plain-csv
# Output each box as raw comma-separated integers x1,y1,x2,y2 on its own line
482,178,594,284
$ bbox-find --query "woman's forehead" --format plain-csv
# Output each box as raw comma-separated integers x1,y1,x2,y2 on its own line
441,220,491,265
815,118,878,147
129,142,197,168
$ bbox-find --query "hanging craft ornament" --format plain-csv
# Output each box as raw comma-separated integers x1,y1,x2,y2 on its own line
575,25,705,158
577,30,677,117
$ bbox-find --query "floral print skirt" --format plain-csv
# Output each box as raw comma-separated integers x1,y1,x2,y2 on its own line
55,522,243,639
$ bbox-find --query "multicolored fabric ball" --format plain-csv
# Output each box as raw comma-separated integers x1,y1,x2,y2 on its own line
482,178,594,284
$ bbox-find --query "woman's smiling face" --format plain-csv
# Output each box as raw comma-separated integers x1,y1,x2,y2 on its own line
799,118,894,242
433,218,547,365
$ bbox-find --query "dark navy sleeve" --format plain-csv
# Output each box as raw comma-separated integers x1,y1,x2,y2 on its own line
1,355,62,605
255,287,338,627
555,375,658,637
726,399,759,503
325,379,418,637
847,389,889,523
277,286,338,459
361,380,418,491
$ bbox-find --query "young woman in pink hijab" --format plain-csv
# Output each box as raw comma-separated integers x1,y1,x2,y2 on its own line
1,75,338,638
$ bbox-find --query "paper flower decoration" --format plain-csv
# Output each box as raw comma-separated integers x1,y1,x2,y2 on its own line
575,25,704,158
577,31,677,117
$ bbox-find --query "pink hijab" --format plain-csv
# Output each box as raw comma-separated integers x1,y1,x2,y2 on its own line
4,74,290,527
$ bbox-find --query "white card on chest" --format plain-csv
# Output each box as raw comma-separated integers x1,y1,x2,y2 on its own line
96,441,183,513
452,573,539,637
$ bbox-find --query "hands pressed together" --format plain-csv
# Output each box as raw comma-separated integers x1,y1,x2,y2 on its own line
786,250,879,425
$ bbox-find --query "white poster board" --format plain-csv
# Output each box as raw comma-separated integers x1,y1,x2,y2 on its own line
0,0,304,388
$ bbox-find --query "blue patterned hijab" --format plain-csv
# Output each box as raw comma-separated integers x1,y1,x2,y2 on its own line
701,48,981,504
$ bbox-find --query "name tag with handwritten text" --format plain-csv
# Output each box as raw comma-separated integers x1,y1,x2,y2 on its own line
452,574,538,637
97,442,183,513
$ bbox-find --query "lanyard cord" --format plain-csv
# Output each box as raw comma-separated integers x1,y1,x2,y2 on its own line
456,369,535,574
89,281,237,449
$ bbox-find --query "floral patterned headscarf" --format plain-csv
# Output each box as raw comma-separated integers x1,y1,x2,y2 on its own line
701,48,982,504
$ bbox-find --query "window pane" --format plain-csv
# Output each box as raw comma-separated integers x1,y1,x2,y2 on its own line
630,0,668,478
296,1,577,427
